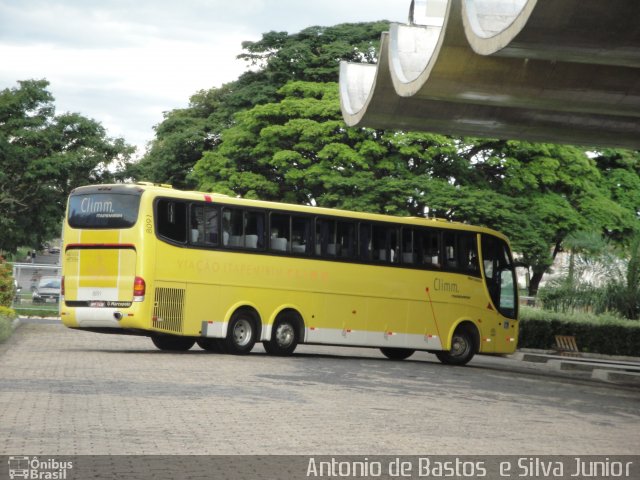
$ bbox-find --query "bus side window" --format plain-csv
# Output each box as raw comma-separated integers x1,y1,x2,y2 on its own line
270,213,290,252
443,232,458,269
417,229,440,268
372,225,385,262
291,215,312,255
459,234,479,274
157,199,187,243
372,225,399,263
388,227,399,263
402,228,416,264
359,223,372,261
315,218,335,257
191,204,219,246
205,206,219,245
222,208,243,247
244,211,265,249
337,221,356,259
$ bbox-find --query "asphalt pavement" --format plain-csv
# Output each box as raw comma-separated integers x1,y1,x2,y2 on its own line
2,318,638,457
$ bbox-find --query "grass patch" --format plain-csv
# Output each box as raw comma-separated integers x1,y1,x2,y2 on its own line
14,306,60,318
0,307,17,343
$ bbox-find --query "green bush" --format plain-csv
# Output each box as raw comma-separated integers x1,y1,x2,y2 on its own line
0,257,15,307
537,282,606,314
0,306,17,343
519,306,640,356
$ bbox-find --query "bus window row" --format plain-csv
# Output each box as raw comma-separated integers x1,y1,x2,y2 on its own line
156,199,480,275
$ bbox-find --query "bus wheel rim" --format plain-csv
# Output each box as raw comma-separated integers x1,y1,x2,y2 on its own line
451,334,469,357
275,323,294,348
233,319,252,347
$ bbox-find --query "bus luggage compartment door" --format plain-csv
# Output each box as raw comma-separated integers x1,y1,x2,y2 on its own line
64,246,136,304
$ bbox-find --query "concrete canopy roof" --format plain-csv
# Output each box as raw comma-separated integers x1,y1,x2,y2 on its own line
339,0,640,149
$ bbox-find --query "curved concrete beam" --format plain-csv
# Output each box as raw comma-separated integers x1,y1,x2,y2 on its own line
341,35,640,147
463,0,640,67
391,1,640,115
340,0,640,149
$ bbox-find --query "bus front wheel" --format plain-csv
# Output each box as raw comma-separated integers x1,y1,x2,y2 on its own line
380,348,415,360
263,315,299,356
435,327,476,366
151,335,195,351
224,310,257,355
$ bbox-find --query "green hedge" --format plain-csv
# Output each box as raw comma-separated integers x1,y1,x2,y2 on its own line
0,306,17,343
519,306,640,356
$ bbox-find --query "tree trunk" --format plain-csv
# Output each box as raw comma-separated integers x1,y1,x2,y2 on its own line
528,241,563,296
528,271,545,296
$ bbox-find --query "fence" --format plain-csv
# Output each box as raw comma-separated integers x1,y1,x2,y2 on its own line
12,263,62,314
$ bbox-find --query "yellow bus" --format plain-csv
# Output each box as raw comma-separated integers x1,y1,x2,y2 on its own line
60,182,518,365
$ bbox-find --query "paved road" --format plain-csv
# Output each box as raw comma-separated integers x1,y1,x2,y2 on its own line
1,320,638,455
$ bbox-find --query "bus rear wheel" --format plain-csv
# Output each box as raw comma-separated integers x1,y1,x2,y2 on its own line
224,310,257,355
380,347,415,360
151,335,195,351
263,315,299,356
435,327,476,366
196,338,225,353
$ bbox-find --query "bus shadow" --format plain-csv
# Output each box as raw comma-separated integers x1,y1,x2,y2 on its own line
64,347,620,390
67,346,449,367
67,346,433,364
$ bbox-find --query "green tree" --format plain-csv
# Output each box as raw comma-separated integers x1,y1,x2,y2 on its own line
191,81,457,216
0,257,15,307
593,148,640,227
0,79,134,253
445,140,639,294
238,23,386,82
562,231,608,287
131,22,388,188
127,85,236,189
608,234,640,320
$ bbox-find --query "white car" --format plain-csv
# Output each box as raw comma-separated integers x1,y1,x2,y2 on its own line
32,277,61,304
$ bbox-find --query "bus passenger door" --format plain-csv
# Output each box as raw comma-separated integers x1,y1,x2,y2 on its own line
481,235,518,353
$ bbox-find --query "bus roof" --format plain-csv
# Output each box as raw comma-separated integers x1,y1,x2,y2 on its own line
71,183,510,241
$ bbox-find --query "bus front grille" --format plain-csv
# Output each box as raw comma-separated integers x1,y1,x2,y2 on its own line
152,287,185,334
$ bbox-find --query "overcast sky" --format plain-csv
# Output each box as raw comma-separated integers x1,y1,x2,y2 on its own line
0,0,409,155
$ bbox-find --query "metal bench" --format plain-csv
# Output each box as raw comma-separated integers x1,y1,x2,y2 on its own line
554,335,581,357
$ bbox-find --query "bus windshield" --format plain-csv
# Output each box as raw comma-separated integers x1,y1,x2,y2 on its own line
68,192,141,229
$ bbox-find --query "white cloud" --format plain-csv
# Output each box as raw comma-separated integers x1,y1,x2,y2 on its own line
0,0,410,154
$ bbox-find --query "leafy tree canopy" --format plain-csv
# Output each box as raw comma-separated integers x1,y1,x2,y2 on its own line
0,79,134,253
446,140,638,293
131,22,388,188
593,148,640,220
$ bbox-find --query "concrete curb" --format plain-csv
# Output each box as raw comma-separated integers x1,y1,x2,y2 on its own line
514,350,640,387
592,369,640,386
